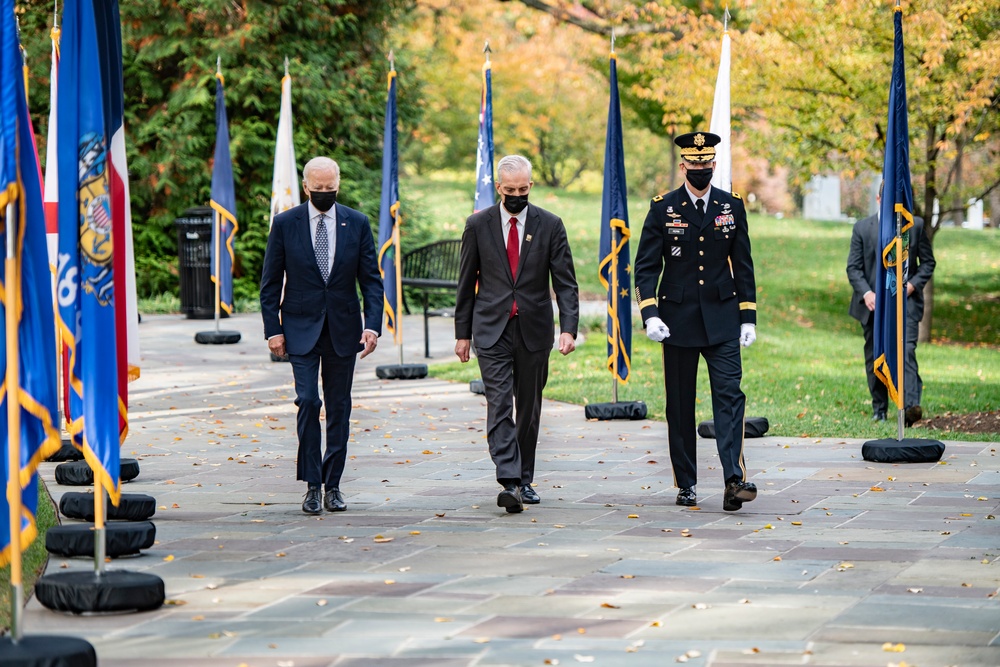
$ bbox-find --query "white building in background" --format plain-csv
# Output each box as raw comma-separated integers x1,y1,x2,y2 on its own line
803,174,845,221
965,198,984,229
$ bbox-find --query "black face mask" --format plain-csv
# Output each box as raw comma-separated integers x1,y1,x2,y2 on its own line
310,190,337,212
502,194,529,215
685,168,714,192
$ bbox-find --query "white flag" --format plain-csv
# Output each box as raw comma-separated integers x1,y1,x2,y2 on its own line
269,66,300,227
44,26,59,274
709,29,731,192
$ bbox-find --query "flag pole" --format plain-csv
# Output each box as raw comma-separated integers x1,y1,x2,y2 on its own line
4,201,25,641
214,56,222,334
895,212,904,440
609,29,619,405
389,50,404,366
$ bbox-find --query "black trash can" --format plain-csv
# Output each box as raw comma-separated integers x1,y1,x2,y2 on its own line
174,207,227,320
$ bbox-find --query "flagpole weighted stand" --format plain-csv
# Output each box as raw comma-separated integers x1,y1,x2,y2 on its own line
195,209,240,345
862,215,944,462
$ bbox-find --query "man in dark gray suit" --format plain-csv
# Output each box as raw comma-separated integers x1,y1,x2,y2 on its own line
260,156,383,515
455,155,579,514
847,183,935,425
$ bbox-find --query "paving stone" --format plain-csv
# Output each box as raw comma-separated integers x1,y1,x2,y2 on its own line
27,312,999,666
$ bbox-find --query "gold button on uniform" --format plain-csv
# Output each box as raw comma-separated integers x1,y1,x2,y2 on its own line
699,236,704,242
699,250,704,256
699,280,704,285
699,266,704,271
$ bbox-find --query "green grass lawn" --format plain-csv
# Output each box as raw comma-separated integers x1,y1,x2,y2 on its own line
411,177,1000,441
0,483,57,633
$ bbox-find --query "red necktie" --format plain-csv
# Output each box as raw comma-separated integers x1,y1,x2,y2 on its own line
507,217,519,317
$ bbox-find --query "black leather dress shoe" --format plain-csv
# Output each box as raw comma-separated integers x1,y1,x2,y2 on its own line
302,485,322,515
520,485,540,504
723,478,757,512
324,488,347,512
872,411,887,421
497,486,523,513
905,405,922,427
675,488,697,507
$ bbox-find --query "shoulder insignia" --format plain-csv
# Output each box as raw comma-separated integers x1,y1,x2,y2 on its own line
731,192,742,200
652,194,664,203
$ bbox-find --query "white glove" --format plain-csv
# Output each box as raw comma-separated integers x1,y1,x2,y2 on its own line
645,316,670,342
740,323,757,348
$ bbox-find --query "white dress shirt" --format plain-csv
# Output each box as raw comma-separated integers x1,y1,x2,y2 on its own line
501,204,526,251
308,200,336,276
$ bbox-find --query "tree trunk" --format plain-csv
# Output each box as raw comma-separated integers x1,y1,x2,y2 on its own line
919,277,933,343
924,123,938,242
953,135,965,226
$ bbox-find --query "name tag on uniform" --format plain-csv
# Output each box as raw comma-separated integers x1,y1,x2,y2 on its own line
667,228,685,235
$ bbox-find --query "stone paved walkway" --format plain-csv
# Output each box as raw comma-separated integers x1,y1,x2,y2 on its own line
27,313,1000,667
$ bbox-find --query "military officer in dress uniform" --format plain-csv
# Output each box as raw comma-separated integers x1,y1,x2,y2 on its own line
633,131,758,511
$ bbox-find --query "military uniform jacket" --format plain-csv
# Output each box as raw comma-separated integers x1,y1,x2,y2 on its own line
633,185,756,347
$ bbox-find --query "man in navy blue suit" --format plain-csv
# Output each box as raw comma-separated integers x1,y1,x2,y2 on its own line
260,156,383,514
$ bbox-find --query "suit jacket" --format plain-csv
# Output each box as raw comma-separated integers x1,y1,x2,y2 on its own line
455,202,579,352
633,185,756,347
260,202,383,357
847,214,935,326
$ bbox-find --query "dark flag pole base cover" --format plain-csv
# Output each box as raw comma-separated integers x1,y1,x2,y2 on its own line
59,492,156,522
45,438,83,462
470,379,485,395
45,521,156,558
0,635,97,667
34,570,165,615
375,363,428,380
584,401,647,421
195,329,241,344
698,417,770,439
862,437,945,463
54,458,140,486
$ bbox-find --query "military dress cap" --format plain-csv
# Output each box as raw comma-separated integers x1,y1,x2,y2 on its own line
675,131,721,163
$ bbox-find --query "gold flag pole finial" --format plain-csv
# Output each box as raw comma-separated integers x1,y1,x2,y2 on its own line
216,55,221,75
611,27,615,54
724,5,730,32
389,49,395,72
483,40,491,64
284,56,289,77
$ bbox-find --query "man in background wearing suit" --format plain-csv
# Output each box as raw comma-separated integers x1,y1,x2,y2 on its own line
455,154,580,514
847,181,935,425
633,131,758,512
260,156,383,515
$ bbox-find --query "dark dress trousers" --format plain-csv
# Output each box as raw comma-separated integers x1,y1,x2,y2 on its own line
455,202,579,486
260,202,383,488
846,214,935,413
633,185,757,490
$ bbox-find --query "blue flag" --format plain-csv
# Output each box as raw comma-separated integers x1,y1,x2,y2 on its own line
0,0,61,565
210,71,238,315
378,68,401,343
873,7,913,409
56,0,121,504
473,60,495,212
598,52,632,384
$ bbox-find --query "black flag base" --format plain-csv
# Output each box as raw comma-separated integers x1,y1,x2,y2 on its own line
470,379,485,395
375,363,428,380
0,635,97,667
195,329,241,344
59,492,157,522
45,438,83,462
45,521,157,558
584,401,647,421
54,458,140,486
862,437,946,463
34,570,165,615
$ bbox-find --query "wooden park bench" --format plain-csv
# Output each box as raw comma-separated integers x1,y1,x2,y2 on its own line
401,239,461,358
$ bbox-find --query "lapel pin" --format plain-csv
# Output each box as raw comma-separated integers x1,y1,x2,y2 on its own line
526,234,532,242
